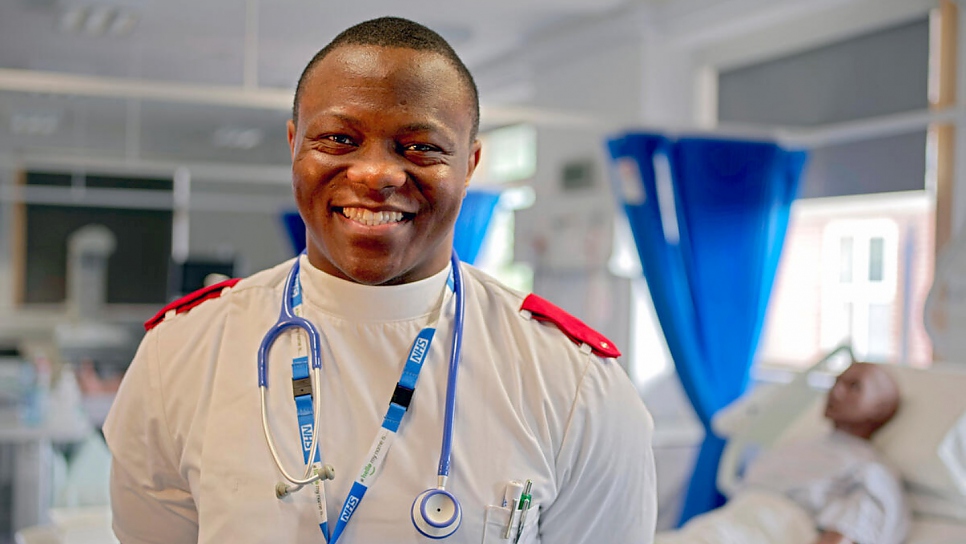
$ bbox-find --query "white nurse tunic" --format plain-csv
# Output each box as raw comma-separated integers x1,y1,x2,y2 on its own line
105,256,657,544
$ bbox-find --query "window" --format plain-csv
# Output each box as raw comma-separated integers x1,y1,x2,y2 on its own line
821,219,899,361
758,192,934,368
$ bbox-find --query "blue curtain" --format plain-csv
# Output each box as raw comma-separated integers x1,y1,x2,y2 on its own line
606,133,806,524
281,189,501,266
453,190,502,265
282,211,307,256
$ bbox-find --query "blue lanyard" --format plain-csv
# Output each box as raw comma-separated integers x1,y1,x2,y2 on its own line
289,270,449,543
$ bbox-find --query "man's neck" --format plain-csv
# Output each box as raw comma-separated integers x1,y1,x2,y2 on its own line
833,421,876,440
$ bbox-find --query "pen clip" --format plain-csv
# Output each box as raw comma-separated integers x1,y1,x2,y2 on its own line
514,479,533,543
503,498,519,539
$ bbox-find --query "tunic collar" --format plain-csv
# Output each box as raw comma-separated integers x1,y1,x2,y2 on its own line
296,254,452,322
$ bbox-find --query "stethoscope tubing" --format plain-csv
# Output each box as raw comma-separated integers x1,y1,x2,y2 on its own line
258,257,326,488
259,252,466,538
437,252,464,482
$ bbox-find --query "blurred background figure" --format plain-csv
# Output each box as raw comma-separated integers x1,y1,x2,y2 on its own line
657,362,910,544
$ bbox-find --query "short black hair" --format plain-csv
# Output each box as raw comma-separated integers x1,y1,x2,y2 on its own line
292,16,480,140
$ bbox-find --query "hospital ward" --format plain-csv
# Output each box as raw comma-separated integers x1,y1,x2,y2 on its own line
2,0,966,543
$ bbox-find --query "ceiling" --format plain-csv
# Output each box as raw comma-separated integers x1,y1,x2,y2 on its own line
0,0,652,174
0,0,940,177
0,0,638,88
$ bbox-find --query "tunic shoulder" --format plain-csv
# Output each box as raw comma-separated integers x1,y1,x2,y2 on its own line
144,279,240,331
461,265,621,359
520,294,621,358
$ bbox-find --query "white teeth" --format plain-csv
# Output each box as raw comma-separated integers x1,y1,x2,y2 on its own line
341,207,405,226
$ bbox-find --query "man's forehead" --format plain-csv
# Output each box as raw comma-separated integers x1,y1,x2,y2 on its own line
298,44,475,137
845,363,875,379
311,45,459,88
847,363,894,391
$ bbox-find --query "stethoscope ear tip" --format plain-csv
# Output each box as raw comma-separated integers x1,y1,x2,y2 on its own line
275,464,336,498
276,482,293,499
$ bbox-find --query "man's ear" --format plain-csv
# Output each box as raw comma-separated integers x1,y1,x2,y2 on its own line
464,139,482,188
286,119,298,159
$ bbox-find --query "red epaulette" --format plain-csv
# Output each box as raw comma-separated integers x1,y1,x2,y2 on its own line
520,294,621,358
144,278,241,332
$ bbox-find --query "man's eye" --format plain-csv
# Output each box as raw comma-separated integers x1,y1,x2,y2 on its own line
325,134,355,145
405,143,439,153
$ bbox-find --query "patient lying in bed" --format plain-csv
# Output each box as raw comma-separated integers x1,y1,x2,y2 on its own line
659,363,910,544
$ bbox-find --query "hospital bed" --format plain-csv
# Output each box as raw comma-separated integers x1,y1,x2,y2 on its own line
696,350,966,544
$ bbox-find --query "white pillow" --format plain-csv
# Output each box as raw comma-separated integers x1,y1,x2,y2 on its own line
873,366,966,500
940,410,966,496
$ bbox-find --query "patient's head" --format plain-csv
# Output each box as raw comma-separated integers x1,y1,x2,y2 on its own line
824,362,900,440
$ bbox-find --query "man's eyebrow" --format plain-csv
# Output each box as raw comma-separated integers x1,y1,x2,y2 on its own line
322,112,358,125
398,122,445,134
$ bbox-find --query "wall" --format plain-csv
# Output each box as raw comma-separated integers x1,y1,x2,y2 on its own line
513,35,647,362
188,209,293,278
186,179,297,277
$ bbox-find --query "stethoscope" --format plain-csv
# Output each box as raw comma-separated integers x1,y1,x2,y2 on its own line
257,251,465,541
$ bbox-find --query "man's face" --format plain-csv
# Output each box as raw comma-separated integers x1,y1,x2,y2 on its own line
287,45,481,285
824,363,895,427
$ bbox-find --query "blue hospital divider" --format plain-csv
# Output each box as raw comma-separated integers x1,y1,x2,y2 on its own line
607,133,806,524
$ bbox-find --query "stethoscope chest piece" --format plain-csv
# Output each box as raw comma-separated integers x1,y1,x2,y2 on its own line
411,488,462,539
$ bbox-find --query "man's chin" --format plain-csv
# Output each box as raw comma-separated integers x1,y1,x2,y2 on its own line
337,262,403,285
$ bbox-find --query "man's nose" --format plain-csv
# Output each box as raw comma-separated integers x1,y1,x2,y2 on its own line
346,144,407,190
830,382,845,400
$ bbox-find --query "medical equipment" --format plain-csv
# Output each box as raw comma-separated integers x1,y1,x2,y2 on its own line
257,252,466,542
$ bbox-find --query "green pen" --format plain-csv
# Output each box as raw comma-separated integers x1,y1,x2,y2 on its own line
514,479,533,543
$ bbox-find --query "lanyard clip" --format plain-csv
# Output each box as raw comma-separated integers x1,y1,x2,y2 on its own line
292,377,313,398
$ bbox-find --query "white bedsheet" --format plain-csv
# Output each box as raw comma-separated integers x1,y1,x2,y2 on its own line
656,502,966,544
655,490,817,544
908,516,966,544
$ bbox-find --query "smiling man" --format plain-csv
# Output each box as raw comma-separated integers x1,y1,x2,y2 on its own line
105,17,656,544
288,39,479,286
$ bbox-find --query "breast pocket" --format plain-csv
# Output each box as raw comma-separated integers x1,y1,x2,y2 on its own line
481,504,540,544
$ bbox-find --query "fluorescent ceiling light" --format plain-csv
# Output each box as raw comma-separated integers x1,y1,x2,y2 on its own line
58,6,88,33
58,5,139,37
10,113,60,136
212,127,264,150
83,6,115,36
108,12,139,36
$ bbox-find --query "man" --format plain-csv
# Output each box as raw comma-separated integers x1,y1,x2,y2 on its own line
659,362,909,544
741,362,909,544
104,16,656,544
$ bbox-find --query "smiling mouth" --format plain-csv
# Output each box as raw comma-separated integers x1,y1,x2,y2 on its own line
337,206,414,227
